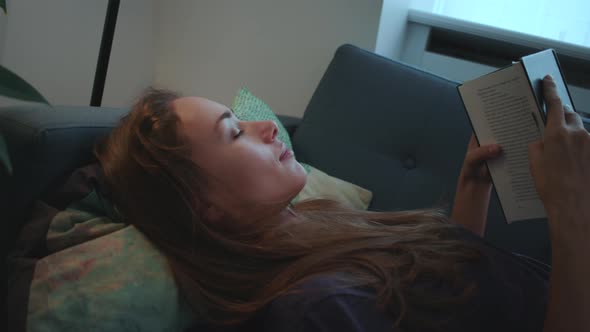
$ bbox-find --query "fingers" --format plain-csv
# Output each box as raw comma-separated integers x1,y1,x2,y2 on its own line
467,133,478,150
564,104,584,130
543,75,565,128
528,140,543,174
465,143,502,166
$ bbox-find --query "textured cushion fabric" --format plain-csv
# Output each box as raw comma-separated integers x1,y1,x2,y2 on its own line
275,114,301,138
292,44,550,263
231,87,373,210
30,225,194,332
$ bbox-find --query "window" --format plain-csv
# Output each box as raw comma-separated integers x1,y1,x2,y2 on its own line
411,0,590,49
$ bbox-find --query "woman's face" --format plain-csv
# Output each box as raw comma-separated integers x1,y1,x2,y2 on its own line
174,96,307,222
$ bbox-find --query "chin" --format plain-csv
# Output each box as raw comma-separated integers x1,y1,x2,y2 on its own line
295,163,308,187
286,167,307,197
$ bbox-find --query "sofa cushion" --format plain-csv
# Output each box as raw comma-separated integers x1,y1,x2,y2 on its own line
292,44,474,211
292,44,550,263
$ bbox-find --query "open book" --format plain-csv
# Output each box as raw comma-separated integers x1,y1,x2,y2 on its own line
458,49,576,223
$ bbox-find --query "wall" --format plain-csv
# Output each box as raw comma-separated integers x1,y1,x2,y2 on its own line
103,0,154,108
0,0,154,108
153,0,384,117
0,7,6,63
0,0,104,106
0,0,384,113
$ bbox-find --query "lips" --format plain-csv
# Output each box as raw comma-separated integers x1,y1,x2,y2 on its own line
279,147,288,161
279,143,291,162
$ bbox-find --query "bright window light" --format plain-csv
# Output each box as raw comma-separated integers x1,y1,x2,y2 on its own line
411,0,590,48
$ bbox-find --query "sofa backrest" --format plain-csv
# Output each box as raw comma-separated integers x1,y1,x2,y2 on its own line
291,44,551,262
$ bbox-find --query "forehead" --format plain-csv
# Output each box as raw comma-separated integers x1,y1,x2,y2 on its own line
174,96,226,124
173,96,230,146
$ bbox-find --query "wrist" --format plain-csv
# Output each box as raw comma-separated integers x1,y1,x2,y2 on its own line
457,176,492,194
452,180,492,238
546,206,590,246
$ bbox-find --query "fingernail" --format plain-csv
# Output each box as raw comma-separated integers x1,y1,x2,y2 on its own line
564,104,573,112
545,74,553,81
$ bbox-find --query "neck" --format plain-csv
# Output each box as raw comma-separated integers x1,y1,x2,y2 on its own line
263,205,297,224
232,203,300,227
277,205,299,223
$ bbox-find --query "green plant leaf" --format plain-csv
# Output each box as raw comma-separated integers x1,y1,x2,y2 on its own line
0,0,5,14
0,65,49,104
0,132,12,175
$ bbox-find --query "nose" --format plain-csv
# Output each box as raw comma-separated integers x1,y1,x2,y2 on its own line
262,120,279,143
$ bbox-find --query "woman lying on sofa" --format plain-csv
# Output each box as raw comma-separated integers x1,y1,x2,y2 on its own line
95,75,589,332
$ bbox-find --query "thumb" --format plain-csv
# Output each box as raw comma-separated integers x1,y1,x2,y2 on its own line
528,140,544,177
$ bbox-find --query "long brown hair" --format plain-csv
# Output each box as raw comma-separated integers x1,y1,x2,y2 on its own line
95,88,485,331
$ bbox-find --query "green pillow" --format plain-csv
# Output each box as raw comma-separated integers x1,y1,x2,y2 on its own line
231,88,373,210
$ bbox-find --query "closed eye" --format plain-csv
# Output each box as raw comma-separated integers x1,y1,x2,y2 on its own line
233,129,244,139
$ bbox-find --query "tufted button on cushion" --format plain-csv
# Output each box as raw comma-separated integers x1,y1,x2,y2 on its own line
402,156,416,169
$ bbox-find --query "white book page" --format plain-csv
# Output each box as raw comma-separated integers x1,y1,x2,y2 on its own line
459,64,546,223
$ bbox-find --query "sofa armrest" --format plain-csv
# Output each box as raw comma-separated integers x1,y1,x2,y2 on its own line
277,115,301,139
0,105,128,252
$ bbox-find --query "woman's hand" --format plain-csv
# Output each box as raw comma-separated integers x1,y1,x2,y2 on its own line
529,75,590,332
528,78,590,231
451,134,502,237
458,134,502,188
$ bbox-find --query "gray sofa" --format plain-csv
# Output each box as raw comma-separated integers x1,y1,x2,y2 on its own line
2,44,566,306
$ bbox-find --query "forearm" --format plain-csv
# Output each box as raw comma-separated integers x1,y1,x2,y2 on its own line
450,180,492,237
544,212,590,332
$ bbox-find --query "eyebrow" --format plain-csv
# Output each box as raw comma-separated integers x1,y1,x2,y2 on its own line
215,109,234,134
215,110,231,127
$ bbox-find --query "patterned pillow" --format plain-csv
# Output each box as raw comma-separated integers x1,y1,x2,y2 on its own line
29,225,195,332
231,88,372,210
14,165,195,332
